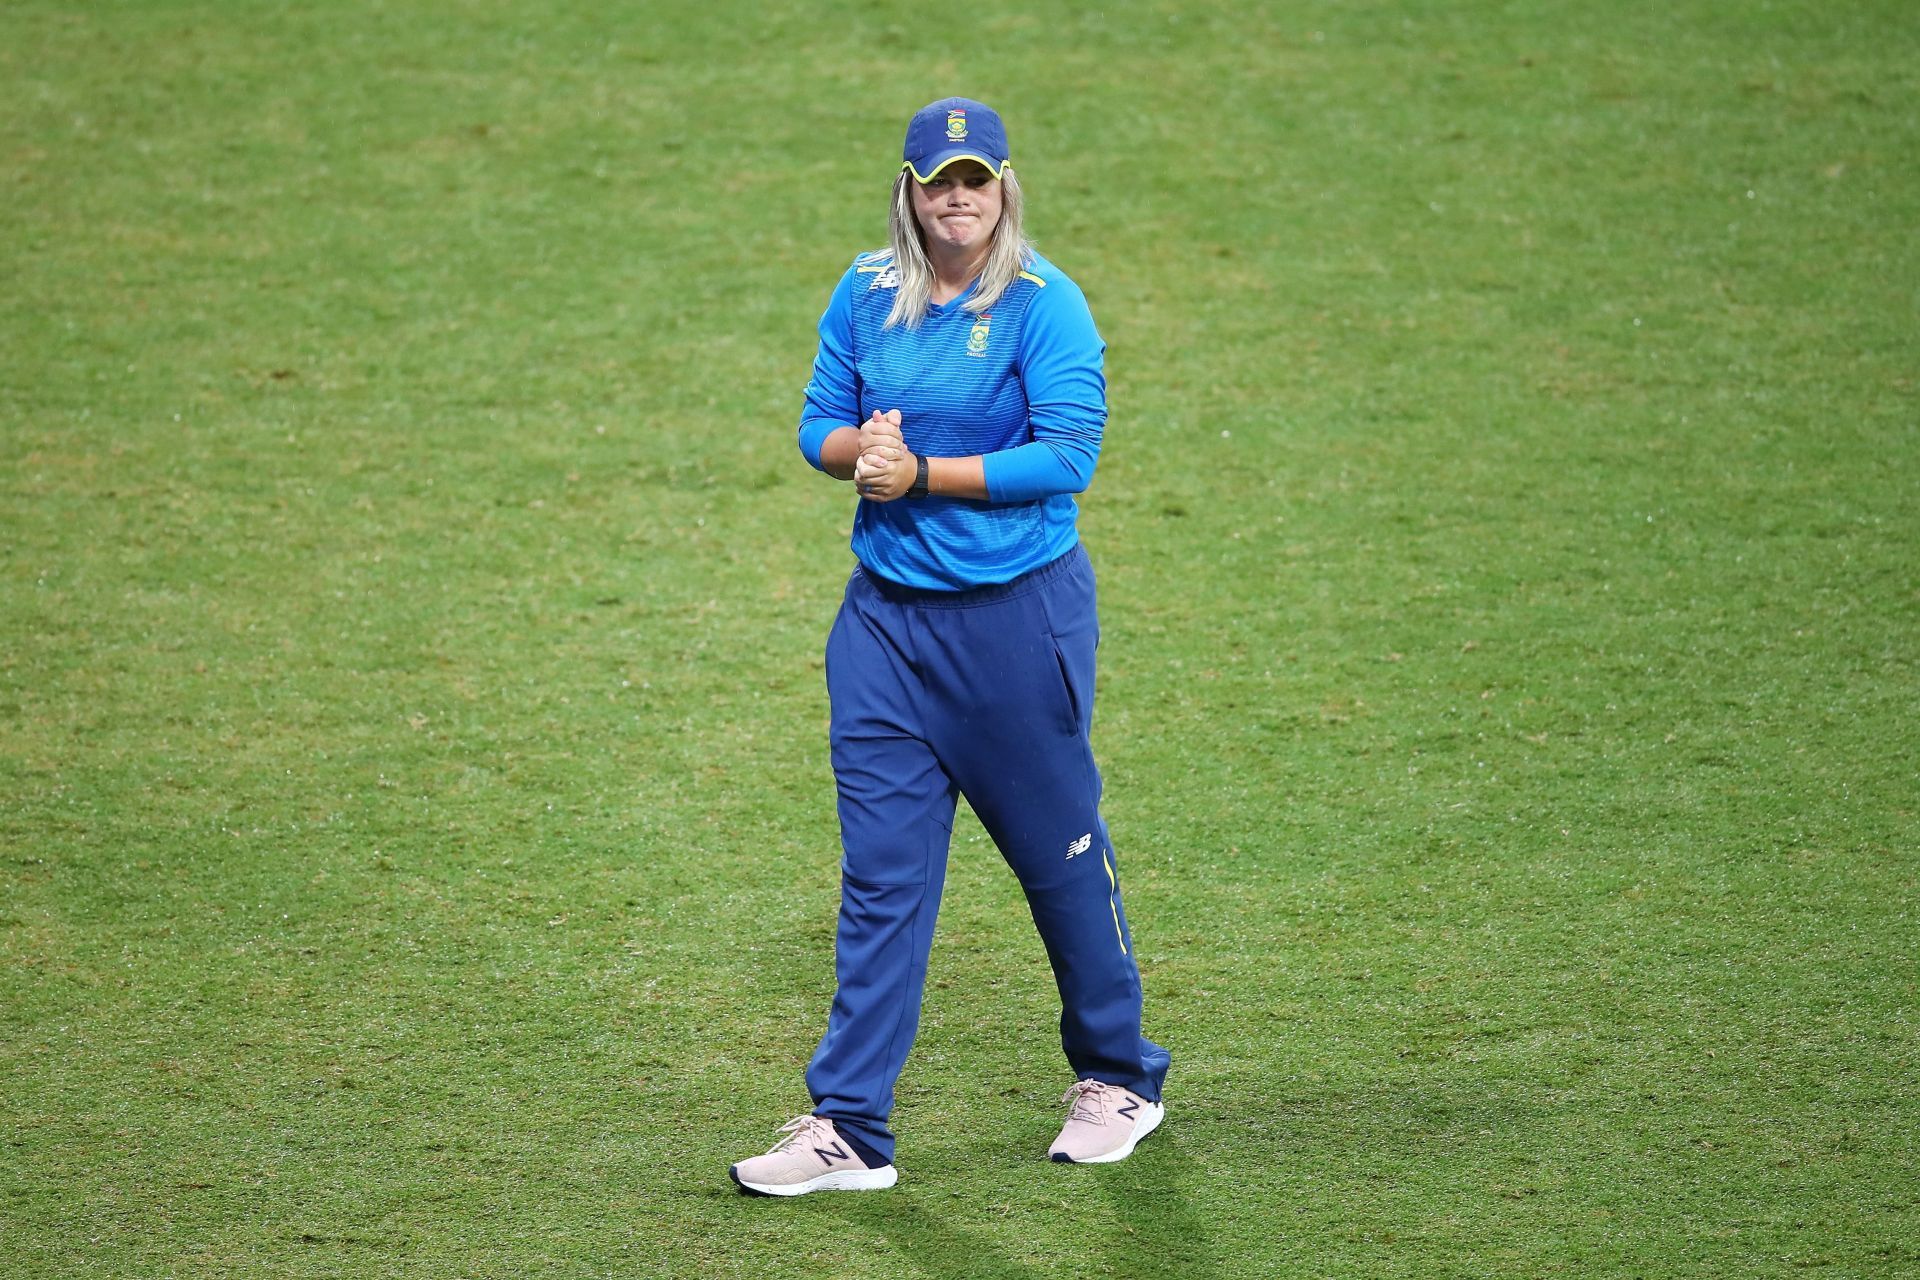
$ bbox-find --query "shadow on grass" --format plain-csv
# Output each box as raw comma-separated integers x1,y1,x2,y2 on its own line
1082,1129,1229,1280
816,1127,1227,1280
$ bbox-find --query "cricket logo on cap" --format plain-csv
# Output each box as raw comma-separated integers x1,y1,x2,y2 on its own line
946,109,968,141
966,312,991,357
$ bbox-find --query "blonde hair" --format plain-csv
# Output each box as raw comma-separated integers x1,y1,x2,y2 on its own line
883,166,1030,330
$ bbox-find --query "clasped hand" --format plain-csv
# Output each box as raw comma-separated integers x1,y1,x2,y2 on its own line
853,409,916,502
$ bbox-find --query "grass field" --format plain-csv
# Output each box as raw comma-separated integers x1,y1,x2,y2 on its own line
3,0,1916,1275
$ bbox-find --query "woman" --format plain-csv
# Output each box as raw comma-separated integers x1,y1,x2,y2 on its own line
729,98,1170,1197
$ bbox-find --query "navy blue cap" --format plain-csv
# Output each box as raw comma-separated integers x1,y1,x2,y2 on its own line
901,97,1009,182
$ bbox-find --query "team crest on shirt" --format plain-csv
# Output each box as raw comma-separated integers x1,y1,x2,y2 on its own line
947,109,967,141
966,312,991,357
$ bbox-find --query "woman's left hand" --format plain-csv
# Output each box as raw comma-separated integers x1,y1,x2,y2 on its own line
854,444,917,502
855,411,916,501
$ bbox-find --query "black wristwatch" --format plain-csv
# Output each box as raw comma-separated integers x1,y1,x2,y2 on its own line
908,454,930,499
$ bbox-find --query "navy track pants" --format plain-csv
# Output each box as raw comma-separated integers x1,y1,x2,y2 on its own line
805,543,1170,1162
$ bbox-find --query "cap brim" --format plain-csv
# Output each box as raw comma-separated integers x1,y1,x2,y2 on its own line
902,151,1007,182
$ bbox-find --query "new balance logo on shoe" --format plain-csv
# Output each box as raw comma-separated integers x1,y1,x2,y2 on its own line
1066,832,1092,859
815,1143,849,1166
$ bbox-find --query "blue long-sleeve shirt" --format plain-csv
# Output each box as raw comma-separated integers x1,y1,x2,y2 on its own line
798,250,1107,591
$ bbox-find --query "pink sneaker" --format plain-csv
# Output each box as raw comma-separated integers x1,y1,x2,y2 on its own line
1048,1080,1165,1164
729,1115,898,1197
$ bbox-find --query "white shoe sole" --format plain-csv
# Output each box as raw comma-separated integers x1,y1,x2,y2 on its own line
1053,1101,1165,1164
730,1163,898,1197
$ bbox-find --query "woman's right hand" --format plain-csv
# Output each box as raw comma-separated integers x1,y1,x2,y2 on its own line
859,409,903,458
856,411,913,501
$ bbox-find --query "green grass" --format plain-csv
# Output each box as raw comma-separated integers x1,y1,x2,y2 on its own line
3,0,1915,1275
